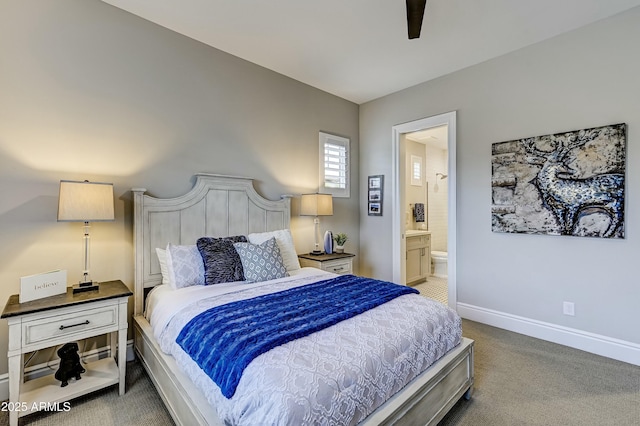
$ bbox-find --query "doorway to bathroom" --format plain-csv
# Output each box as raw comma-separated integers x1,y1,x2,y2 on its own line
391,111,457,310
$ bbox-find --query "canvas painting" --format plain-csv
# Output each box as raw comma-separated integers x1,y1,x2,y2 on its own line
491,123,626,238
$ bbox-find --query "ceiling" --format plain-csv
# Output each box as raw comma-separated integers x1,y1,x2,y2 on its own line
406,126,448,151
101,0,640,104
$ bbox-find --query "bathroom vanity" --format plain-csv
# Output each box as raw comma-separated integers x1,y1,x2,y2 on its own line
406,230,431,285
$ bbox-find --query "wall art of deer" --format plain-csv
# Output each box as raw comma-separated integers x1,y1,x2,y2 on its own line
522,124,625,238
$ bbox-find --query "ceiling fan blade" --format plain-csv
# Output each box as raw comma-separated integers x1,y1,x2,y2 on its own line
406,0,427,39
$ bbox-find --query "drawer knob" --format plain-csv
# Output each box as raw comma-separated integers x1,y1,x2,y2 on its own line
59,320,90,330
333,267,344,272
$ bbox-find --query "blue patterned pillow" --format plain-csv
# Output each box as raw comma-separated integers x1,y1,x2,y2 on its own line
197,236,247,285
234,237,289,283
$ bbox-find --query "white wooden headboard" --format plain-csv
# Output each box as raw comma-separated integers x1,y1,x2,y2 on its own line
132,173,291,315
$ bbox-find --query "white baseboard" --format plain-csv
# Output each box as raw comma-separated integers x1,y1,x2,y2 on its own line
0,340,135,402
458,303,640,366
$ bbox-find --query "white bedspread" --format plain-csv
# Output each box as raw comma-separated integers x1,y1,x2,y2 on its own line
147,268,462,425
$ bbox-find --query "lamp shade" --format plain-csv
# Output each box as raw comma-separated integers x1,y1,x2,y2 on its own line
300,193,333,216
58,180,115,222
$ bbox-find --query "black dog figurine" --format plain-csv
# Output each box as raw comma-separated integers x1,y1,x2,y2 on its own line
55,342,85,387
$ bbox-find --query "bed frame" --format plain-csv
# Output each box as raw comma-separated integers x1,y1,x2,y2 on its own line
132,173,474,425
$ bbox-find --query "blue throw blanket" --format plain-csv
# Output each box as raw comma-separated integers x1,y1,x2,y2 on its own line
176,274,419,398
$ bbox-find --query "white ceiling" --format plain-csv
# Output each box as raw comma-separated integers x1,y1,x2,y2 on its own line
101,0,640,104
406,126,448,151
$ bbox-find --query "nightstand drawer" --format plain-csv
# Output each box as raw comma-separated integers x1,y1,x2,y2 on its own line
23,305,118,346
298,253,355,276
321,259,352,275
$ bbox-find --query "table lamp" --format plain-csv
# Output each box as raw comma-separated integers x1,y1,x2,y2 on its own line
58,180,115,293
300,193,333,255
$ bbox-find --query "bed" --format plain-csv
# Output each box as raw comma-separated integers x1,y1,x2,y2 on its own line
132,173,474,425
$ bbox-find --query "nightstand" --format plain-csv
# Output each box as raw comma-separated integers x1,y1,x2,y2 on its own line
298,252,355,275
1,280,132,426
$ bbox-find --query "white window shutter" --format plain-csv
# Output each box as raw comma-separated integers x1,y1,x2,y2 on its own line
319,132,350,198
411,155,422,186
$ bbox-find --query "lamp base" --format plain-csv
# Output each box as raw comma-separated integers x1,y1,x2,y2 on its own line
309,250,324,256
72,281,100,294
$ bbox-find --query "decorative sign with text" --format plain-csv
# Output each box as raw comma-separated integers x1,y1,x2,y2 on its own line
20,270,67,303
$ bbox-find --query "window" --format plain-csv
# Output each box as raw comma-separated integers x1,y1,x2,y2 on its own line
319,132,350,198
411,155,422,186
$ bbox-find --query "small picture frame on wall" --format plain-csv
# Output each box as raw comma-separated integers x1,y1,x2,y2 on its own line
368,175,384,216
368,202,381,215
369,175,382,189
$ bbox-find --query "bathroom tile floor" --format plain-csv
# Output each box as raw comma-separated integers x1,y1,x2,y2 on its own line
411,276,448,305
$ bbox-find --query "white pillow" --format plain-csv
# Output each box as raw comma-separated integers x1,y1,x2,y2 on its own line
247,229,300,272
155,248,171,287
165,243,205,290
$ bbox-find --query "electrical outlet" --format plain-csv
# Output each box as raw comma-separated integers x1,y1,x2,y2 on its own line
563,301,575,316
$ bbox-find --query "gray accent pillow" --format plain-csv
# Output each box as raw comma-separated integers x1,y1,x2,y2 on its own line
165,244,205,289
234,237,289,283
197,236,247,285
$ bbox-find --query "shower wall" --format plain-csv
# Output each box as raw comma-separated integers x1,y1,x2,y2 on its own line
425,145,448,252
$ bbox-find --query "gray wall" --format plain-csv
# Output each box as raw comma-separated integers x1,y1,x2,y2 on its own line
0,0,359,375
360,8,640,347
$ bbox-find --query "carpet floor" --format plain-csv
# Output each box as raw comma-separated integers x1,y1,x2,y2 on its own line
0,360,174,426
439,320,640,425
2,321,638,425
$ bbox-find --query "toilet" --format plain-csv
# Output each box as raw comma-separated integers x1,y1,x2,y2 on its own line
431,251,448,278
